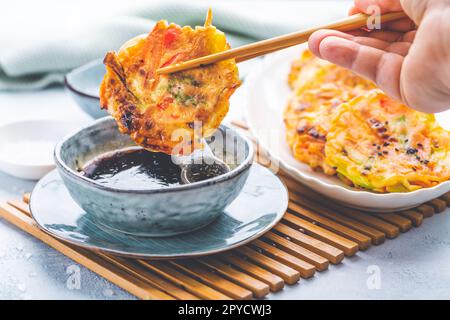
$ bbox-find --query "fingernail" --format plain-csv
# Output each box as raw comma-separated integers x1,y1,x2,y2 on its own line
319,36,359,68
309,31,354,59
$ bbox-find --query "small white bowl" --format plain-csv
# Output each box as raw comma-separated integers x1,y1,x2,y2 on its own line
0,120,85,180
244,45,450,212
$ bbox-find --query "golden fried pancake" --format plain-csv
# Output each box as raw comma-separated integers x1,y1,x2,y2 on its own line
284,51,374,174
285,50,450,193
100,11,240,155
325,90,450,192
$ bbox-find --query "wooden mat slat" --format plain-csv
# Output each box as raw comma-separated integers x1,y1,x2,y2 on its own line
283,178,401,238
440,194,450,206
399,210,423,227
235,246,301,285
374,214,412,232
415,204,435,218
334,210,400,239
0,204,172,300
272,223,344,264
170,260,253,300
200,257,270,298
283,179,385,245
263,232,329,271
287,201,371,249
428,199,447,213
8,199,32,216
140,260,232,300
219,252,285,292
23,193,31,204
250,239,316,278
99,255,199,300
283,214,359,256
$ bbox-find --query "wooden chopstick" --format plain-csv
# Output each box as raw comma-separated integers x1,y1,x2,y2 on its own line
157,11,407,75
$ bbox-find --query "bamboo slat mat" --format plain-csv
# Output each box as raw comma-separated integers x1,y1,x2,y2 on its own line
1,176,449,299
0,123,449,299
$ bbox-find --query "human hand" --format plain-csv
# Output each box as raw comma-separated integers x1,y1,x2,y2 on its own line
308,0,450,113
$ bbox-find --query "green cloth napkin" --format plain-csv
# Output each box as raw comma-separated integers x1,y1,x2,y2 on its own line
0,1,348,91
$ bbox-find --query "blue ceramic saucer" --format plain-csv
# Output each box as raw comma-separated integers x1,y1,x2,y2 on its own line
29,164,288,259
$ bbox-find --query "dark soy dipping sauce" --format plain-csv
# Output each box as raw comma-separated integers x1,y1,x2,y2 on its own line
82,148,182,189
184,163,228,183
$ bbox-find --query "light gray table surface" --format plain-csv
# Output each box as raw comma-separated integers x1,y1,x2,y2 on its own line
0,87,450,300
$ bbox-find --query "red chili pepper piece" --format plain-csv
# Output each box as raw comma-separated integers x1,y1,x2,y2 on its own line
164,28,179,47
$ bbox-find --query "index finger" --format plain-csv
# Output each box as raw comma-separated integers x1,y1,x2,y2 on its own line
309,31,403,101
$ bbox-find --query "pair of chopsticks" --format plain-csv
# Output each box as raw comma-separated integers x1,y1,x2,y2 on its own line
157,11,407,75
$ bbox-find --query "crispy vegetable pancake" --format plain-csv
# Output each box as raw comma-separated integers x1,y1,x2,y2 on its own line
100,11,240,155
285,51,450,193
284,51,375,174
325,90,450,192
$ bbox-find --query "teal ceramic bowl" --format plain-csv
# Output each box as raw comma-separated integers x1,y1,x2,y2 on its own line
54,117,254,237
64,59,108,119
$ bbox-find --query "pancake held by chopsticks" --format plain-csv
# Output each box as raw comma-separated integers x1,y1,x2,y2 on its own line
99,10,240,155
285,51,450,193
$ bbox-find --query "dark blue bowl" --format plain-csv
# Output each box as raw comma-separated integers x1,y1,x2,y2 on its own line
64,59,107,119
54,117,254,237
